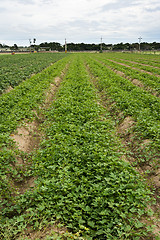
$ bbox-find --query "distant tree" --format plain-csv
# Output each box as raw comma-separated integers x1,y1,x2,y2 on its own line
151,42,160,50
112,42,124,50
39,42,63,51
131,43,139,51
37,41,160,52
140,42,150,50
14,44,18,50
3,44,9,48
10,44,18,50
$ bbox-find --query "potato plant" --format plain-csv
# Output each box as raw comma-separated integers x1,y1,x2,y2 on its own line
0,53,159,240
94,54,160,94
0,53,66,93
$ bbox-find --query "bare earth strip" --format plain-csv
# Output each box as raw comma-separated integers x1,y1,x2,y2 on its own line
3,86,14,94
19,223,67,240
10,121,40,153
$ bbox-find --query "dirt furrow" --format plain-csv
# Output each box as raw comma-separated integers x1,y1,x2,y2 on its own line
109,59,160,78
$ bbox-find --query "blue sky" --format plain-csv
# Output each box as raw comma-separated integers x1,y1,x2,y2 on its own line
0,0,160,46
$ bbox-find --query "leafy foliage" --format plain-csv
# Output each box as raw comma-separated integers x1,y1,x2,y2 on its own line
0,53,158,239
94,53,160,94
0,56,70,225
0,53,66,93
85,55,160,148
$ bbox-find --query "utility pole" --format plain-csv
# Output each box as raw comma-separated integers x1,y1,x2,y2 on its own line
100,36,103,53
65,38,67,53
138,36,142,51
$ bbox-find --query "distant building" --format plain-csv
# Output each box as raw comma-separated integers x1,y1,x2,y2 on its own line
0,47,11,52
18,47,30,52
39,47,51,51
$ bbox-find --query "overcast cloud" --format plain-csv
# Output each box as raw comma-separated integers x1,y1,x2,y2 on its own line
0,0,160,46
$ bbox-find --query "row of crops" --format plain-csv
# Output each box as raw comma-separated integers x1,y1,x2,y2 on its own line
0,53,66,94
104,52,160,66
84,53,160,206
84,54,160,142
92,53,160,95
0,53,159,239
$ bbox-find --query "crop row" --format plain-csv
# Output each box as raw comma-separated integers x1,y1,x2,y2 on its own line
110,58,160,75
84,55,160,150
106,52,160,67
0,53,66,94
1,55,155,239
0,56,69,136
84,54,160,236
93,54,160,94
115,58,160,72
0,56,70,227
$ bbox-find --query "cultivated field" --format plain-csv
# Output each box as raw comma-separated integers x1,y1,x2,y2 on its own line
0,52,160,239
0,53,65,94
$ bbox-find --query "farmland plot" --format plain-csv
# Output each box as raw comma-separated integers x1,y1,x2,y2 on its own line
108,52,160,68
0,53,159,239
84,54,160,186
92,53,160,95
0,53,66,94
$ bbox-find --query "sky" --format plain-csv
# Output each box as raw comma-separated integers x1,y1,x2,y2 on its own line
0,0,160,46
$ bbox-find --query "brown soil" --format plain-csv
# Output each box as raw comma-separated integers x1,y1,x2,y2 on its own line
118,116,135,135
3,86,13,94
45,83,57,104
112,68,146,88
15,177,36,195
132,78,144,88
55,76,61,84
10,121,40,153
19,223,67,240
114,70,126,77
140,139,152,149
45,77,60,105
9,121,39,195
114,68,146,89
44,65,69,107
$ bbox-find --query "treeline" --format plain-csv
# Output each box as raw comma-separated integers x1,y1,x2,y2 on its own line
38,41,160,51
1,41,160,52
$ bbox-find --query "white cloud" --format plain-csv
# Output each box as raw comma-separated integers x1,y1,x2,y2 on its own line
0,0,160,46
